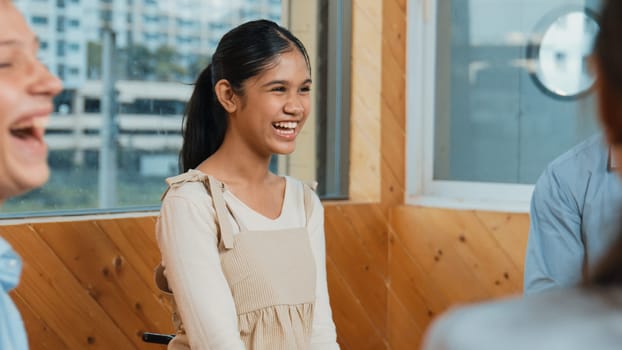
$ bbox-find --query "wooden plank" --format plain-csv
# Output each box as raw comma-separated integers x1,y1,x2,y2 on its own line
390,206,492,303
0,224,136,349
339,204,388,277
387,288,423,350
12,291,69,350
380,102,406,194
388,231,449,326
348,115,381,201
474,211,530,276
325,205,387,335
350,0,383,202
379,112,406,208
95,217,174,317
32,221,171,348
440,210,522,296
327,257,387,350
382,0,407,79
353,0,382,33
94,218,161,291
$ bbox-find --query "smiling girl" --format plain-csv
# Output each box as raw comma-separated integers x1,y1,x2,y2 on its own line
156,20,339,350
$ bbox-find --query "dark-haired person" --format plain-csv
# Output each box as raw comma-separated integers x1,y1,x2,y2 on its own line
155,20,339,349
0,0,63,348
422,1,622,349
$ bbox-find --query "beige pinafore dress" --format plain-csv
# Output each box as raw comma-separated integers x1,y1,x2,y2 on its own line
157,174,317,350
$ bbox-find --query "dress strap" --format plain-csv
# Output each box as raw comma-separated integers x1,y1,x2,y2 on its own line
302,181,317,227
205,176,234,250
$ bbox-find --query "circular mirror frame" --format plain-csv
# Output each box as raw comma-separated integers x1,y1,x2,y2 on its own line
526,6,600,101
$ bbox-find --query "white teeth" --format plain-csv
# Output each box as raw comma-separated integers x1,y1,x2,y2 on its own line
273,121,298,129
11,116,49,130
32,116,50,129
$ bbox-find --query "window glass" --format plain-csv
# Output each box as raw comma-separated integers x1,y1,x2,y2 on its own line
7,0,284,214
8,0,350,215
433,0,601,184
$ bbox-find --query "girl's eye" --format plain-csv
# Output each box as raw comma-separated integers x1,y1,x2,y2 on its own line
0,63,12,69
271,86,286,92
300,86,311,93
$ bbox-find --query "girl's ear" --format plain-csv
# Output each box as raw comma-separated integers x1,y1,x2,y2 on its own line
214,79,239,113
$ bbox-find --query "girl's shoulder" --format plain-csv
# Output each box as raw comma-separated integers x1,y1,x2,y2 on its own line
161,169,212,202
283,175,317,192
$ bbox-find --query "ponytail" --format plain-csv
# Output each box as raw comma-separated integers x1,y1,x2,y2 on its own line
179,64,227,172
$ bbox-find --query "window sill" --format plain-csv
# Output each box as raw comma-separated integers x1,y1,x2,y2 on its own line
406,194,530,213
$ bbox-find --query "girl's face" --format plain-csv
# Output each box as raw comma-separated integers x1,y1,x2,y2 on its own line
0,3,62,202
229,49,311,158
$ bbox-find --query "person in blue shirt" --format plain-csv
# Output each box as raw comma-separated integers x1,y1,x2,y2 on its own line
524,133,622,294
0,1,63,348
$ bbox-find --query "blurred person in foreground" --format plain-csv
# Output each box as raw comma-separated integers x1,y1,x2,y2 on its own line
0,0,63,348
423,1,622,349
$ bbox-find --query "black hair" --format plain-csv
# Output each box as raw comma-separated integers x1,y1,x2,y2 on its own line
180,19,310,172
586,0,622,287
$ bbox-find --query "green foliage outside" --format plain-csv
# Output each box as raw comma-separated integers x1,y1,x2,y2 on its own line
86,41,210,82
2,168,167,214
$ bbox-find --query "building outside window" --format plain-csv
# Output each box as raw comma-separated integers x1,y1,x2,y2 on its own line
6,0,350,215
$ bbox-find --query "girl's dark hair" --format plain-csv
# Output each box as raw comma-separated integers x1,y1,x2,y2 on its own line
180,19,310,172
586,0,622,287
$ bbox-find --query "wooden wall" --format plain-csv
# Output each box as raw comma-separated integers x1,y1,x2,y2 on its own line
387,207,529,349
0,217,169,349
0,205,529,350
0,206,391,350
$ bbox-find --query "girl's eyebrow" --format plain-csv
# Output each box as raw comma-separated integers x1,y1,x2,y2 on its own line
261,79,312,88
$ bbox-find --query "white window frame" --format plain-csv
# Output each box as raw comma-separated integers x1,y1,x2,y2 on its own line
405,0,533,213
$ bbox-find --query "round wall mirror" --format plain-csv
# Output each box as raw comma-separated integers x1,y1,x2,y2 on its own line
528,8,599,100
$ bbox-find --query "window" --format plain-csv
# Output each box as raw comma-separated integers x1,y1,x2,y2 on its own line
56,40,65,56
56,16,65,32
143,15,159,23
407,0,601,211
31,16,48,25
57,64,65,79
6,0,351,215
100,10,112,22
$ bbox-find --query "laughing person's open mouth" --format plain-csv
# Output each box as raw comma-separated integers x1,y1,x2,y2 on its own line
10,115,49,144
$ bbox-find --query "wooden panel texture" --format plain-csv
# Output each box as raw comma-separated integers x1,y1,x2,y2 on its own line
387,206,530,349
0,218,172,350
0,206,529,350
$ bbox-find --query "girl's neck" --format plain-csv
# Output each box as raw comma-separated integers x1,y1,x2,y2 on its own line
198,138,274,186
